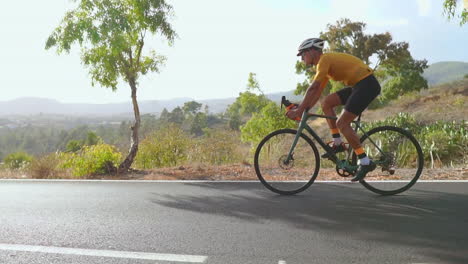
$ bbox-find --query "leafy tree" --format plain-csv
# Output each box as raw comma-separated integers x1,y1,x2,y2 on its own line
241,102,296,147
464,73,468,79
190,112,208,136
168,107,185,124
228,112,242,130
443,0,467,25
246,72,262,94
159,108,170,123
45,0,177,173
295,18,428,106
182,101,203,117
378,57,428,103
226,73,270,130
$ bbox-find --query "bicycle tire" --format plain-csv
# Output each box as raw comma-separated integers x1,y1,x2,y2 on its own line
254,129,320,195
354,126,424,195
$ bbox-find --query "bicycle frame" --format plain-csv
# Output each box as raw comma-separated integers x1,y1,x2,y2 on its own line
285,111,386,172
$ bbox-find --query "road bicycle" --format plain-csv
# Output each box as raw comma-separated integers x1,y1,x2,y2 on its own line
254,96,424,195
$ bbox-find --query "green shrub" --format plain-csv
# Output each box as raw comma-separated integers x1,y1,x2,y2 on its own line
60,144,122,177
363,112,419,132
66,140,83,153
364,113,467,167
3,152,34,170
241,102,296,147
135,124,191,169
421,121,467,166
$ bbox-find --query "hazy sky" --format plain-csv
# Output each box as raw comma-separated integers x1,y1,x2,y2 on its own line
0,0,467,103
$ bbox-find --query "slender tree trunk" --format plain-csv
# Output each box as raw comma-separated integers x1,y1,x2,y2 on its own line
118,78,141,173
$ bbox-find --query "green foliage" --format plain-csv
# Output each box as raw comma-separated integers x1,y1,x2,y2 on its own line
134,124,190,169
65,131,102,152
190,112,208,136
228,112,242,130
240,102,296,147
363,113,467,166
421,121,467,166
3,152,34,170
46,0,177,90
363,113,419,132
226,73,271,130
168,107,185,124
246,72,261,93
183,101,203,116
60,144,122,177
46,0,178,171
189,129,243,165
379,57,428,104
85,131,101,145
66,140,83,153
443,0,467,25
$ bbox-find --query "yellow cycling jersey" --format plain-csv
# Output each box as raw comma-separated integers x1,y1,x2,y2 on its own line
313,53,373,86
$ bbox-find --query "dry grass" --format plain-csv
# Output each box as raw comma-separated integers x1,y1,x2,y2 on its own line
365,79,468,122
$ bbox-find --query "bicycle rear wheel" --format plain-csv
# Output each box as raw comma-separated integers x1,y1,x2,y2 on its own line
254,129,320,195
354,126,424,195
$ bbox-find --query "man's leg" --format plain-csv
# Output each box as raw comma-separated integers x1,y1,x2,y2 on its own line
336,110,361,151
321,93,343,146
337,110,375,182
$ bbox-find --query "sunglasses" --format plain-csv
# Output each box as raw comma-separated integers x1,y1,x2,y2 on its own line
299,49,311,58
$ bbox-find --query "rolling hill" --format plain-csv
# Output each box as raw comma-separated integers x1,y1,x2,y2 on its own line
422,61,468,85
1,61,466,116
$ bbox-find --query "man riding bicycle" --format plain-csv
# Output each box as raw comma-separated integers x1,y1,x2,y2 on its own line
286,38,381,182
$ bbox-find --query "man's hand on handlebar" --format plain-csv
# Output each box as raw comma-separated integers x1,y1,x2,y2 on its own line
285,105,303,121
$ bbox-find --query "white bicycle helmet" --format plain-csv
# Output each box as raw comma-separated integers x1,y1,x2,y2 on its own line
297,38,325,56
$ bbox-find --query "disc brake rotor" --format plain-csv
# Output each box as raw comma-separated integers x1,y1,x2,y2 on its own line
278,154,294,170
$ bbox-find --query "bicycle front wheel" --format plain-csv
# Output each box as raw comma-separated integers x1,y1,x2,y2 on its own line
355,126,424,195
254,129,320,195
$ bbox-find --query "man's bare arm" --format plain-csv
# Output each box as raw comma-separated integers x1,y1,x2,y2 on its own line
297,81,324,112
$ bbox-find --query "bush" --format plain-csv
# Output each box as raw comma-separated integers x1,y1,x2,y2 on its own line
364,113,467,167
60,144,122,178
134,124,191,169
421,121,467,166
3,152,34,170
188,129,244,165
241,102,296,147
28,153,65,179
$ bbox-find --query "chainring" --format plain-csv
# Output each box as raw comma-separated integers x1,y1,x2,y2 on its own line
336,160,355,177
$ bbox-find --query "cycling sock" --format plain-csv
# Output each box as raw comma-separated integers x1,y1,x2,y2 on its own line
331,128,342,145
354,147,370,165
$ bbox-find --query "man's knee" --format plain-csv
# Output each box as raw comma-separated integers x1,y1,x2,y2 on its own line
336,118,351,131
321,94,340,110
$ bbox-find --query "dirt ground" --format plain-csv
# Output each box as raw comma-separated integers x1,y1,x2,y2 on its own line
115,164,468,181
1,163,467,181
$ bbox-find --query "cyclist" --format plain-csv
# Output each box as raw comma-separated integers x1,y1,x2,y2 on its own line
286,38,381,182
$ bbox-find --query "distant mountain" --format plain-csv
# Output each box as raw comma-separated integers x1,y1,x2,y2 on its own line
10,60,466,117
0,90,302,116
423,61,468,86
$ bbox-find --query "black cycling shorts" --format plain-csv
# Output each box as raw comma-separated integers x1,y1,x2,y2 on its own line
336,74,381,115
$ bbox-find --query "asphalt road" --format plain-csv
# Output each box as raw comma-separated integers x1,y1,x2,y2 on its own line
0,180,467,264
